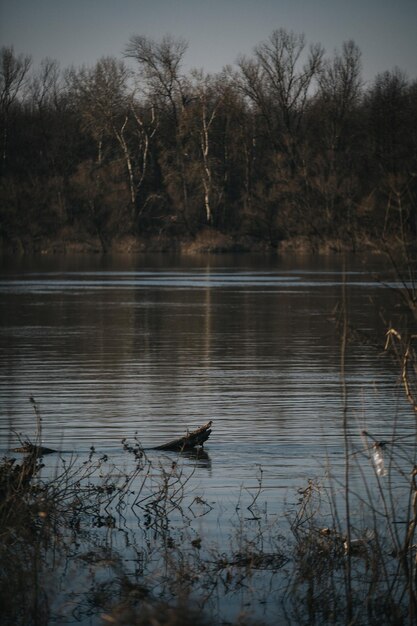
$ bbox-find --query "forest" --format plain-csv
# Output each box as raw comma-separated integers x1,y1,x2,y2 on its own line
1,29,416,254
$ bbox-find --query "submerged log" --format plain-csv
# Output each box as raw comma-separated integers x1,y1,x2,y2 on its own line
12,421,213,456
153,421,213,451
12,443,57,456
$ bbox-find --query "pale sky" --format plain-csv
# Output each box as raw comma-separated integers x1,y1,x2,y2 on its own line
1,0,417,84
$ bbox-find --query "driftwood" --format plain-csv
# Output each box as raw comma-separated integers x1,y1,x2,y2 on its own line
11,421,213,457
153,421,213,451
12,443,57,456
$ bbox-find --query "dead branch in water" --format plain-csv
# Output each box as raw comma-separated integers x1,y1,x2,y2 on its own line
153,421,213,451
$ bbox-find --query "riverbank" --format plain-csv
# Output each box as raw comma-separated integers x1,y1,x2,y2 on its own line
0,228,386,257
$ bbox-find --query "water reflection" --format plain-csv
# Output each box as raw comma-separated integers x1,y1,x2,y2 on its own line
177,447,211,468
0,253,413,499
1,253,416,626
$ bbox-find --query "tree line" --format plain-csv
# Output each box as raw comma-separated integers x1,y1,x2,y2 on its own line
1,30,416,252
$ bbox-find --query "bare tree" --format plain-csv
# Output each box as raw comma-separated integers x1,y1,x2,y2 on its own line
187,70,226,224
238,29,323,155
365,69,417,238
317,40,363,151
29,58,61,112
125,34,188,125
236,30,323,240
0,46,31,168
125,34,196,231
68,57,158,224
67,57,130,152
304,41,363,228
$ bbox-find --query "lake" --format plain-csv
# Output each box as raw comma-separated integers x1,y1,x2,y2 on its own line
0,252,415,624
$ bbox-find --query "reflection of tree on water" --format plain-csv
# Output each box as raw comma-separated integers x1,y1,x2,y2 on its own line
180,446,211,468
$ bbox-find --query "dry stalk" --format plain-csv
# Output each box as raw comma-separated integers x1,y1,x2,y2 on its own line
385,329,417,412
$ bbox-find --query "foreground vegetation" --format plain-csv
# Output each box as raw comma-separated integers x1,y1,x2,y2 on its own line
1,413,417,625
1,29,416,253
1,318,417,626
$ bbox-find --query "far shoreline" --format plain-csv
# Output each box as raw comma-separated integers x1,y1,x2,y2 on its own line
0,229,398,258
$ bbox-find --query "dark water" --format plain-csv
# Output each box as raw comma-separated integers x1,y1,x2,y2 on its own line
0,253,415,623
0,253,410,455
